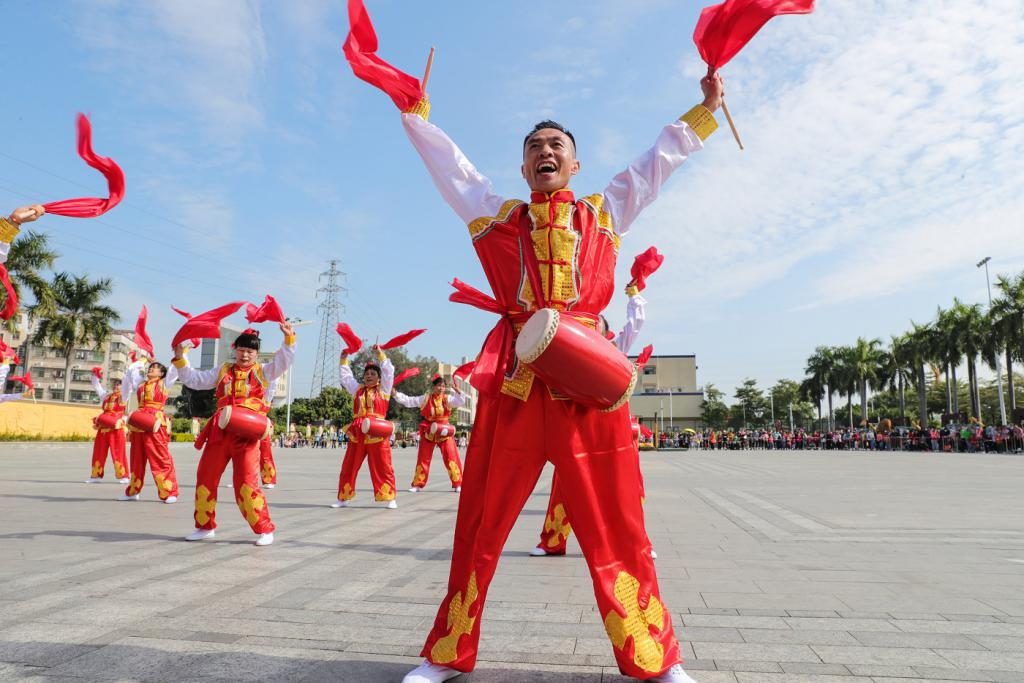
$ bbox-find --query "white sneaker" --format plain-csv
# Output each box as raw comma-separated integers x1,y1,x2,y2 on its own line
118,477,130,484
649,664,698,682
118,494,140,501
386,500,398,509
263,483,275,489
255,532,274,546
529,546,548,557
454,486,462,492
164,496,178,504
408,487,421,493
185,528,215,542
651,549,659,559
330,499,348,508
85,477,103,484
401,661,462,683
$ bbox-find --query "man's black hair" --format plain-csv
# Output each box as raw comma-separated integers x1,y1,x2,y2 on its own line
364,363,382,378
234,331,261,351
149,362,168,379
432,376,445,386
523,120,576,152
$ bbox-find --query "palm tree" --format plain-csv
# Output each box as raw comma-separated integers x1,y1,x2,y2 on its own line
887,333,916,422
2,229,59,332
831,346,859,429
799,376,825,431
803,346,837,430
993,273,1024,416
30,273,118,402
906,322,938,428
950,300,986,420
981,309,1008,424
848,337,884,424
934,305,961,416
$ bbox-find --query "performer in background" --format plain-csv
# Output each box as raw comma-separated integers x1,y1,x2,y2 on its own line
334,347,398,509
0,357,31,403
173,323,295,547
394,374,467,492
119,356,180,503
87,368,129,484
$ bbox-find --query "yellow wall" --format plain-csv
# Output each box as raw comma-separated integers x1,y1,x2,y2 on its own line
0,399,99,438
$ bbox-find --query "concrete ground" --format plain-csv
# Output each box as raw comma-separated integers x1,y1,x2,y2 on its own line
0,443,1022,682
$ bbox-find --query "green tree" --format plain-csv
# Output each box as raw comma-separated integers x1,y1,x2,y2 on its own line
769,378,815,429
831,346,859,428
906,321,938,428
30,272,118,402
804,346,837,430
700,383,729,428
992,273,1024,415
934,306,961,415
732,378,767,428
2,229,59,333
950,300,986,419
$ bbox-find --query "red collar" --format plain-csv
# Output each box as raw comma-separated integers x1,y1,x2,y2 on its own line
529,189,575,204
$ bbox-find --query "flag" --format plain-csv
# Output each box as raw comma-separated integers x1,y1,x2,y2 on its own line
694,0,815,69
41,114,125,218
245,295,286,324
629,246,665,292
343,0,424,110
335,322,363,355
171,301,246,349
134,305,154,358
393,367,421,386
381,328,426,350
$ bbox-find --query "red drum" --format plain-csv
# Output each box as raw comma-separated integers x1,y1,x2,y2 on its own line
361,417,395,438
217,405,272,441
515,308,637,411
127,409,160,433
630,416,641,437
95,412,122,430
430,422,455,439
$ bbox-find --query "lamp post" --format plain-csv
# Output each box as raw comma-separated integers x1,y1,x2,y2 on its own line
284,317,313,436
977,257,1007,425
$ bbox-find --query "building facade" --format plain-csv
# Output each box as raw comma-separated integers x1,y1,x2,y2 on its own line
626,353,704,431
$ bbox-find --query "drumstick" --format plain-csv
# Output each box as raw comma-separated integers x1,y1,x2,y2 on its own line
721,97,744,150
421,46,435,94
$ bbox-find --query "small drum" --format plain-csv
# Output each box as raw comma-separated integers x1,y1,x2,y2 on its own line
127,409,160,433
630,416,641,437
218,405,272,441
95,412,122,430
429,422,455,439
361,417,395,438
515,308,637,411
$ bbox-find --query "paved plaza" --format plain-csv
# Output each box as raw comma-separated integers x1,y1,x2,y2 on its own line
0,444,1023,682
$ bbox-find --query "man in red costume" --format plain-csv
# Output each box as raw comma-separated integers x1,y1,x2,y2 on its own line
173,323,295,547
398,72,723,683
118,358,180,504
333,347,398,508
87,370,129,484
394,374,467,492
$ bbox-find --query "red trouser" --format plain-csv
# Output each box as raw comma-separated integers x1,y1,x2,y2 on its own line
91,428,128,480
420,386,680,679
259,436,277,485
193,424,274,534
125,419,178,500
411,430,463,489
537,438,649,555
337,437,396,501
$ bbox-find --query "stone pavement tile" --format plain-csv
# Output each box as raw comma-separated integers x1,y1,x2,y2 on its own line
0,662,50,678
937,650,1024,673
893,620,1024,637
779,662,853,675
682,615,790,629
812,645,952,667
703,592,849,611
519,621,606,638
693,642,821,663
837,611,894,620
290,651,424,683
477,634,577,655
127,628,243,644
0,621,108,667
943,614,1002,623
787,617,900,632
845,664,923,677
970,635,1024,652
688,608,741,616
485,605,584,623
683,673,739,683
739,628,858,645
679,626,745,643
736,608,790,617
259,586,334,609
887,612,947,621
788,610,842,618
850,630,989,650
913,666,1024,682
235,635,350,652
713,659,783,673
734,674,873,682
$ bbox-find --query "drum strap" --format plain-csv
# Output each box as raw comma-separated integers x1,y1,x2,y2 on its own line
516,220,548,310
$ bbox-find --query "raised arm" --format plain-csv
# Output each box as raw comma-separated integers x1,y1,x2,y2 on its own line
171,348,219,391
1,205,45,265
163,362,179,390
380,351,395,397
90,374,110,401
448,390,468,408
339,357,360,396
401,110,509,225
602,73,724,236
260,323,297,383
121,360,146,402
616,290,647,355
393,391,425,409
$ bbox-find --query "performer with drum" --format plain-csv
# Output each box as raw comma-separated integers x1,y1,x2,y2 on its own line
394,374,467,493
87,369,129,484
173,323,295,546
118,356,181,504
333,347,398,509
394,71,722,683
0,357,31,403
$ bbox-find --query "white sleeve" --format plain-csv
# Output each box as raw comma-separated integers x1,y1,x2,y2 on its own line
265,378,278,403
380,355,395,396
163,362,179,390
339,361,360,395
0,363,9,387
90,375,110,401
393,391,425,409
0,240,10,265
261,338,296,384
402,114,508,225
174,350,219,391
602,120,704,236
616,294,647,355
0,392,23,403
121,361,146,402
448,391,468,408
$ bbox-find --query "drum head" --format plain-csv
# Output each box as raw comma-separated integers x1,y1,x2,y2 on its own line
360,417,370,434
515,308,559,364
218,406,232,430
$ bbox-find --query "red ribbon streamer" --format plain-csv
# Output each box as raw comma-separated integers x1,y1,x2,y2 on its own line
630,246,665,292
171,301,246,349
636,344,654,369
0,264,16,320
694,0,815,69
9,371,32,392
335,323,363,355
452,360,476,383
393,367,421,386
447,279,523,397
343,0,424,111
381,328,426,350
134,305,155,358
170,306,201,348
41,114,126,218
91,367,103,379
245,295,287,325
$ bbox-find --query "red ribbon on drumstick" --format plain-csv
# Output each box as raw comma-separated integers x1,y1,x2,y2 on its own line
0,266,16,321
629,247,665,292
9,371,33,393
636,345,655,369
42,114,125,217
393,367,421,386
91,367,103,380
694,0,815,149
245,295,287,325
453,360,476,383
133,305,155,359
380,328,426,350
336,323,363,355
170,306,201,348
171,301,247,349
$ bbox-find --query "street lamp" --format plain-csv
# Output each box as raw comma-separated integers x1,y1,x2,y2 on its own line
977,257,1007,425
284,317,313,436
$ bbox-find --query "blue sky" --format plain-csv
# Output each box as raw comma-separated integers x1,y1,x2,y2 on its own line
2,0,1022,399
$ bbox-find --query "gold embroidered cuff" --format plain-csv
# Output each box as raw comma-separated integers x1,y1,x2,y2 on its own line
680,104,717,141
340,358,350,366
625,284,639,297
403,97,431,121
284,334,297,346
0,217,20,244
172,357,187,369
376,349,386,362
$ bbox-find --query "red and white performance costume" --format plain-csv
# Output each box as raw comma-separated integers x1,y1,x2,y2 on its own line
260,378,279,487
401,103,716,678
0,362,25,403
394,385,467,490
122,360,180,501
174,336,295,536
89,374,129,482
536,292,648,555
337,350,397,503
